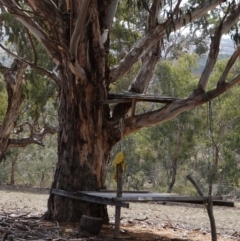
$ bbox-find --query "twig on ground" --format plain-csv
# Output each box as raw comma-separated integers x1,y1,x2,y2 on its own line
133,217,148,222
163,213,175,226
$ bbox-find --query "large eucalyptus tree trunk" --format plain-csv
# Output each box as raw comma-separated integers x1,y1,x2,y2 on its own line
45,1,115,222
46,64,112,222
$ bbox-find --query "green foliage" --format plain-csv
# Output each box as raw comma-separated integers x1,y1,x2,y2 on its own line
194,39,208,56
135,110,198,192
0,5,57,122
21,71,58,119
186,84,240,195
110,0,144,62
107,53,240,194
110,62,141,93
1,6,54,69
1,135,57,186
172,182,198,196
108,54,202,192
154,54,199,97
0,3,58,187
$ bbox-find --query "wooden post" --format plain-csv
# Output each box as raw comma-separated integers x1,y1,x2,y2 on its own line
131,98,136,117
114,163,123,238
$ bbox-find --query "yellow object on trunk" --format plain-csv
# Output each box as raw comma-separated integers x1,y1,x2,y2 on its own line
112,151,125,181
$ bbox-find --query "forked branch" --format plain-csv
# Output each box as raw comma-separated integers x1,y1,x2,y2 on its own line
197,3,240,90
110,0,225,83
0,43,61,87
69,0,92,57
218,46,240,86
8,124,58,149
114,75,240,136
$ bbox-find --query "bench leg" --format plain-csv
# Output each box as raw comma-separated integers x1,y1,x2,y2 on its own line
114,206,121,238
114,163,123,238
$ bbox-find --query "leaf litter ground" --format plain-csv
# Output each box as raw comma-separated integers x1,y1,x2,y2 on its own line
0,186,239,241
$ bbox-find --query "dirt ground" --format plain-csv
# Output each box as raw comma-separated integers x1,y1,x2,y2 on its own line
0,186,239,241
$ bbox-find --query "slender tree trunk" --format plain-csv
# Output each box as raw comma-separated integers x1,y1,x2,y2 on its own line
167,169,176,193
207,193,217,241
10,159,16,185
40,173,45,188
167,157,178,193
167,121,183,193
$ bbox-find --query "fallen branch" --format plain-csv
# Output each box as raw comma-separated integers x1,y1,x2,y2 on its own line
186,174,217,241
163,213,175,227
133,217,148,222
186,174,203,196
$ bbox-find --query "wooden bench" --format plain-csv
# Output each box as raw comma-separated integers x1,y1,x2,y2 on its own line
52,164,234,238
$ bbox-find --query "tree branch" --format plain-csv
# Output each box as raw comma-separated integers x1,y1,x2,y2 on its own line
0,62,10,73
112,0,163,120
128,0,162,94
103,0,119,30
13,121,29,135
147,0,161,31
8,124,58,149
197,27,222,91
0,43,61,88
122,98,196,136
218,46,240,86
69,0,91,57
68,61,87,81
197,3,240,90
110,77,240,136
110,0,225,83
225,73,240,88
26,28,38,65
67,0,91,81
8,137,45,148
0,59,27,160
2,0,61,65
186,174,204,196
3,0,88,82
25,0,64,37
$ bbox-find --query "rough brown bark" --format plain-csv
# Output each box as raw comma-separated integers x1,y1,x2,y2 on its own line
45,1,113,222
0,1,113,222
